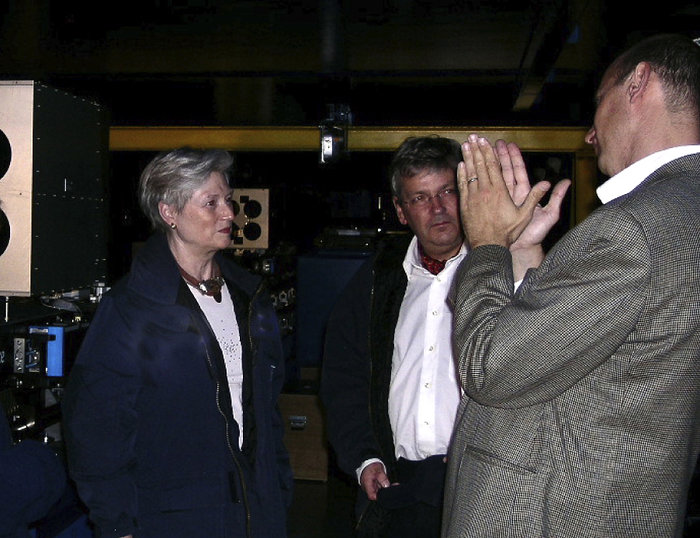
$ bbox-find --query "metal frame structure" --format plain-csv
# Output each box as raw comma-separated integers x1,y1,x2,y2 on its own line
109,126,598,225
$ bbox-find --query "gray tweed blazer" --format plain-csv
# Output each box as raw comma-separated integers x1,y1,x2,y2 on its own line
442,153,700,537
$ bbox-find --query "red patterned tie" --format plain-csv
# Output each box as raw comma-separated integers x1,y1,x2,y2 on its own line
418,244,446,275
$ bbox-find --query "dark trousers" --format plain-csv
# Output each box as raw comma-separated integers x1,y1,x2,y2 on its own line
375,455,447,538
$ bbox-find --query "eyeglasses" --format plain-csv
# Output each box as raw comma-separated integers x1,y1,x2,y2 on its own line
401,187,458,208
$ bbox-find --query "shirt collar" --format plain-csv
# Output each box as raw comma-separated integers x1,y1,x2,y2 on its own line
596,145,700,204
403,236,467,278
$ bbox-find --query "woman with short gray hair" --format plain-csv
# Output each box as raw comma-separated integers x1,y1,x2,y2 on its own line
63,147,292,538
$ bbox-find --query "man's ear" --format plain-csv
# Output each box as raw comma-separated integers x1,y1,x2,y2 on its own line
393,196,408,226
628,61,652,103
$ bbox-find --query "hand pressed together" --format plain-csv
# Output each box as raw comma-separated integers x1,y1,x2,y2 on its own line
458,134,570,253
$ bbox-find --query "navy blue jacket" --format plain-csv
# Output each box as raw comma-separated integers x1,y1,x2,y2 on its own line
321,234,411,534
0,411,66,538
62,233,292,537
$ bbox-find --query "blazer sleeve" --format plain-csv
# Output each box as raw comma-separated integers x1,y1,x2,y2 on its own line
320,260,381,477
62,294,141,538
453,211,650,408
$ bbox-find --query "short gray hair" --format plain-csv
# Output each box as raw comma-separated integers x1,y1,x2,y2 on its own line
389,135,462,198
138,147,234,232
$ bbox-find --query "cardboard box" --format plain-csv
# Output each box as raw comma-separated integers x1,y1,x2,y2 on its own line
279,392,328,481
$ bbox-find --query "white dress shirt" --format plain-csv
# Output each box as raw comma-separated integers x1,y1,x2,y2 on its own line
597,145,700,204
388,237,466,461
356,238,466,482
189,281,244,448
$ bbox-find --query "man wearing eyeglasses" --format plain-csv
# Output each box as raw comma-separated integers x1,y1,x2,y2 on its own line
321,135,567,537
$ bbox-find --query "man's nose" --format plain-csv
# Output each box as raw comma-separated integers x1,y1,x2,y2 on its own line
429,195,446,211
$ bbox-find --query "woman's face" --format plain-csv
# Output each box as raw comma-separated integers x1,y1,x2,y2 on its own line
161,171,235,258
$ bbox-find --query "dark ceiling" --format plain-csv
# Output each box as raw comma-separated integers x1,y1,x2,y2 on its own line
1,0,699,128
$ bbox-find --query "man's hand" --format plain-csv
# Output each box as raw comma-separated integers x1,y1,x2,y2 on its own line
458,134,552,249
491,138,571,277
496,139,571,252
458,135,570,261
360,462,391,501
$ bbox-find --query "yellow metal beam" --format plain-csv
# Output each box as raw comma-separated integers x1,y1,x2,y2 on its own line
108,125,598,223
346,126,592,152
109,125,593,153
109,126,320,152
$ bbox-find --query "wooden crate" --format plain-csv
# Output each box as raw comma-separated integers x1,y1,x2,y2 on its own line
278,392,328,482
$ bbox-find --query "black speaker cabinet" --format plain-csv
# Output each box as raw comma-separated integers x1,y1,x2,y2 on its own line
0,81,107,297
230,188,269,250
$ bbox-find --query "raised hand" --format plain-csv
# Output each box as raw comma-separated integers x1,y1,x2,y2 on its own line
495,139,571,252
457,134,551,249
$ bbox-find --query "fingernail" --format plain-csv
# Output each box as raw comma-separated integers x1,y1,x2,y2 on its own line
468,133,478,142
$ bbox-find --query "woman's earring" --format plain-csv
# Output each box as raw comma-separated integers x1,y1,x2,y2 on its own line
170,222,177,229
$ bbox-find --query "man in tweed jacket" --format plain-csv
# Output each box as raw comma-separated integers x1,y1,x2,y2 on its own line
442,34,700,537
